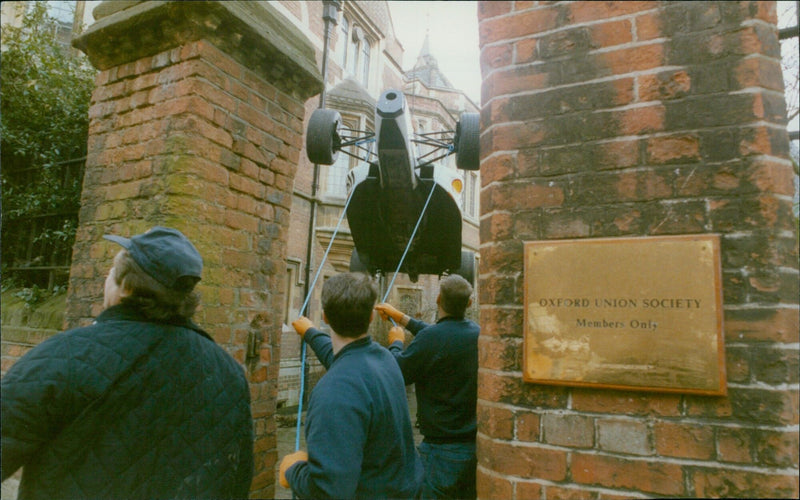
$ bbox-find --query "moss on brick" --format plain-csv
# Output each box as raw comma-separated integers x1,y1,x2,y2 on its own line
1,290,67,331
1,290,66,349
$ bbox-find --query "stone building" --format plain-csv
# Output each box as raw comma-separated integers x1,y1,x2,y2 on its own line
0,1,480,399
1,1,478,496
278,1,480,408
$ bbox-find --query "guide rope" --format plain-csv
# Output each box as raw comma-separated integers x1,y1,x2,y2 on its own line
381,149,452,304
295,187,355,451
381,181,438,319
294,154,447,448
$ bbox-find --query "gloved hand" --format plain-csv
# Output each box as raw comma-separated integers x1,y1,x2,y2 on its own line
279,450,308,488
292,317,314,338
388,326,406,345
375,303,405,324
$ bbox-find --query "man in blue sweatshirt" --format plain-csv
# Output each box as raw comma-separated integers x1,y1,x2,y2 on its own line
279,272,423,499
375,274,479,499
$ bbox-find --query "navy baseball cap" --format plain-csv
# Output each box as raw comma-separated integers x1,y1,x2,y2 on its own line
103,226,203,291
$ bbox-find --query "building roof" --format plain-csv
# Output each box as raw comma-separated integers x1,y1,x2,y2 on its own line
328,77,376,106
404,32,453,90
327,76,377,123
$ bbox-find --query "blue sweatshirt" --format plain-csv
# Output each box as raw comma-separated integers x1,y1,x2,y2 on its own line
389,316,480,442
286,328,423,499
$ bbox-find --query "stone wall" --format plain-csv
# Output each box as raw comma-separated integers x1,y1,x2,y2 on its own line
476,1,798,498
0,292,67,375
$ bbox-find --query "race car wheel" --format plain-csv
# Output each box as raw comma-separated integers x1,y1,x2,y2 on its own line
306,109,342,165
455,112,480,171
453,250,476,285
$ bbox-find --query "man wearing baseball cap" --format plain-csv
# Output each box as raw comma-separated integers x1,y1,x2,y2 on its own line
1,227,254,499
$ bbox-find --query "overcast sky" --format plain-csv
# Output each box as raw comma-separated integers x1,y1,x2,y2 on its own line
389,1,798,133
388,1,482,105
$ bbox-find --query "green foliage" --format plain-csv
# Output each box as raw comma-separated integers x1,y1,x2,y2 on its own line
1,3,95,288
1,275,59,307
1,3,95,166
0,273,23,293
13,284,49,307
1,2,95,218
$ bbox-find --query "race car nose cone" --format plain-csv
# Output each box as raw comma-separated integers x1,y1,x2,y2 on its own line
377,89,405,118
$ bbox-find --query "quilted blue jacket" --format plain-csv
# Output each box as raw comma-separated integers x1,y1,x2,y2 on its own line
0,304,254,499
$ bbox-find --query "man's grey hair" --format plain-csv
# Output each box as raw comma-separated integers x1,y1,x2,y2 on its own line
113,250,200,321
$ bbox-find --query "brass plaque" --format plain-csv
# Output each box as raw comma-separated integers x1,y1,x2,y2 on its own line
524,235,726,395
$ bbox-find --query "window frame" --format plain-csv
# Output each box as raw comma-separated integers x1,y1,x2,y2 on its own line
324,115,360,199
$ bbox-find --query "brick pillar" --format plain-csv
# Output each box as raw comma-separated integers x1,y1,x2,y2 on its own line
477,1,798,498
68,2,322,497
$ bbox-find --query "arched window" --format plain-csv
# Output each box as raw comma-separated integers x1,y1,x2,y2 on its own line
326,149,350,198
334,15,372,89
336,16,349,67
42,0,74,25
463,172,478,218
325,117,357,198
346,27,359,76
360,38,371,86
416,120,426,158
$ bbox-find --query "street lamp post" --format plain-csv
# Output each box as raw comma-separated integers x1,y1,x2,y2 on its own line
318,1,341,109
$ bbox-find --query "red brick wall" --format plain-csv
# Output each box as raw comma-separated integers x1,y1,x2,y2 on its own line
477,1,798,498
59,4,322,497
63,39,309,497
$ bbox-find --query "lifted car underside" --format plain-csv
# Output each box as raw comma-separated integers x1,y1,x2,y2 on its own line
305,89,480,283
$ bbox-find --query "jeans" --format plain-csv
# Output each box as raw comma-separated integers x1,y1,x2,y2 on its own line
418,440,477,499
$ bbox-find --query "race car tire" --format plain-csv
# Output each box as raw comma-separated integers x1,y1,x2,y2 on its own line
306,109,342,165
455,112,480,171
349,248,369,273
453,250,476,285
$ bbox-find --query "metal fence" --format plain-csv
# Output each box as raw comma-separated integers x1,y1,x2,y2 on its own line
1,156,84,291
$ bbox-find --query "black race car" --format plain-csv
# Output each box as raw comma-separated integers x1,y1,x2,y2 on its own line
306,89,480,283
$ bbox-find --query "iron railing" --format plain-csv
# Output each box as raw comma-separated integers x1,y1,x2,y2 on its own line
1,156,85,291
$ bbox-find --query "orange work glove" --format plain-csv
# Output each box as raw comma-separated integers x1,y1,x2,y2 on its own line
279,450,308,488
292,317,314,338
388,326,406,345
375,303,405,324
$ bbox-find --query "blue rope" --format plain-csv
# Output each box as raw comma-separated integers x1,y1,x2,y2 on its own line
295,188,355,451
381,181,438,326
295,162,443,448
